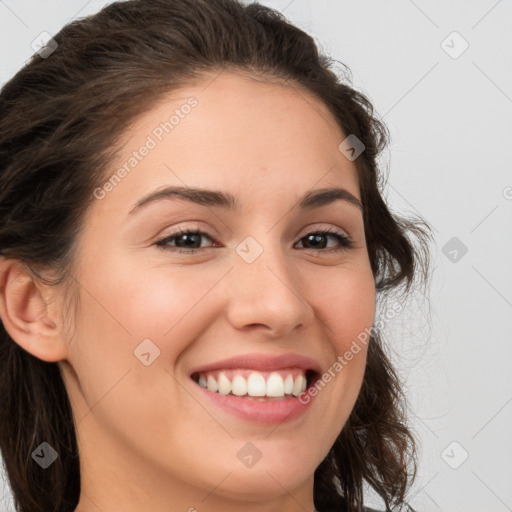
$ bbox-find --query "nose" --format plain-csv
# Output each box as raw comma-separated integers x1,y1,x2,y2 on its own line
224,237,314,339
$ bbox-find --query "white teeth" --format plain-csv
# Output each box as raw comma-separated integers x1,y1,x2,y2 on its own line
284,374,293,394
266,373,284,397
231,375,247,396
247,372,266,397
195,369,310,398
292,374,304,397
206,375,218,392
218,372,231,395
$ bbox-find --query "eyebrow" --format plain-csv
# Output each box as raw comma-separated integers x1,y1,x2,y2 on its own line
128,185,363,215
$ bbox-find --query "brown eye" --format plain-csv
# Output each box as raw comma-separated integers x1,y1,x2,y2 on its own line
295,230,353,253
155,228,217,254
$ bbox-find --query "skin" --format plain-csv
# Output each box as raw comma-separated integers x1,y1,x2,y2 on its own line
0,70,376,512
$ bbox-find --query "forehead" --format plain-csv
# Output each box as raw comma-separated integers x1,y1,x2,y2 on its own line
128,70,346,144
92,70,361,219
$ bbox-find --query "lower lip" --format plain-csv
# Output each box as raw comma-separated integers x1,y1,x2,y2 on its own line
192,382,313,425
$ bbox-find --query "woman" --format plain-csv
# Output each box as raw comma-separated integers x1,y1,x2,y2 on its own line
0,1,431,511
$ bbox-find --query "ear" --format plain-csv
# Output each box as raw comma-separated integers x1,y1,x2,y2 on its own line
0,257,69,362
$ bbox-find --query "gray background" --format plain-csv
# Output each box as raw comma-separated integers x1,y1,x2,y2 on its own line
1,1,511,511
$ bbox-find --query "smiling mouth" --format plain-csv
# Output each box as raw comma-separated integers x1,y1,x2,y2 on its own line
190,368,319,401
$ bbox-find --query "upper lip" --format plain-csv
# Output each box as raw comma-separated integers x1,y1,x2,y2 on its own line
189,353,322,376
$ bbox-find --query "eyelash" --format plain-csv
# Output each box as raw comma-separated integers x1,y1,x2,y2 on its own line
154,226,354,255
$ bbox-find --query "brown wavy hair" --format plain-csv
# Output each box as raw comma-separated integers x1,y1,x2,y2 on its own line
0,1,432,511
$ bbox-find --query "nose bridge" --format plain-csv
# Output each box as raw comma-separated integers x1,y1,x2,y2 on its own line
226,232,312,334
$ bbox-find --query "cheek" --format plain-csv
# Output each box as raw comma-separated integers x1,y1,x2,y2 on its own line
304,264,375,415
113,264,226,350
308,263,376,350
63,256,214,407
273,267,375,469
78,255,225,351
64,262,218,462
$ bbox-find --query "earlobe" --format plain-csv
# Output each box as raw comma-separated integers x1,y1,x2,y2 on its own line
0,257,68,362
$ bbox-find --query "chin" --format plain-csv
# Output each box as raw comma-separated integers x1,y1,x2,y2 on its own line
207,466,312,502
198,444,321,501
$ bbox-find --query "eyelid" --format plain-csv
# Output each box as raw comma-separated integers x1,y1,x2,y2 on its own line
156,222,219,241
295,223,350,239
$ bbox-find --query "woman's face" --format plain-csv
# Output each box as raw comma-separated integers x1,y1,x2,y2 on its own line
60,71,376,511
